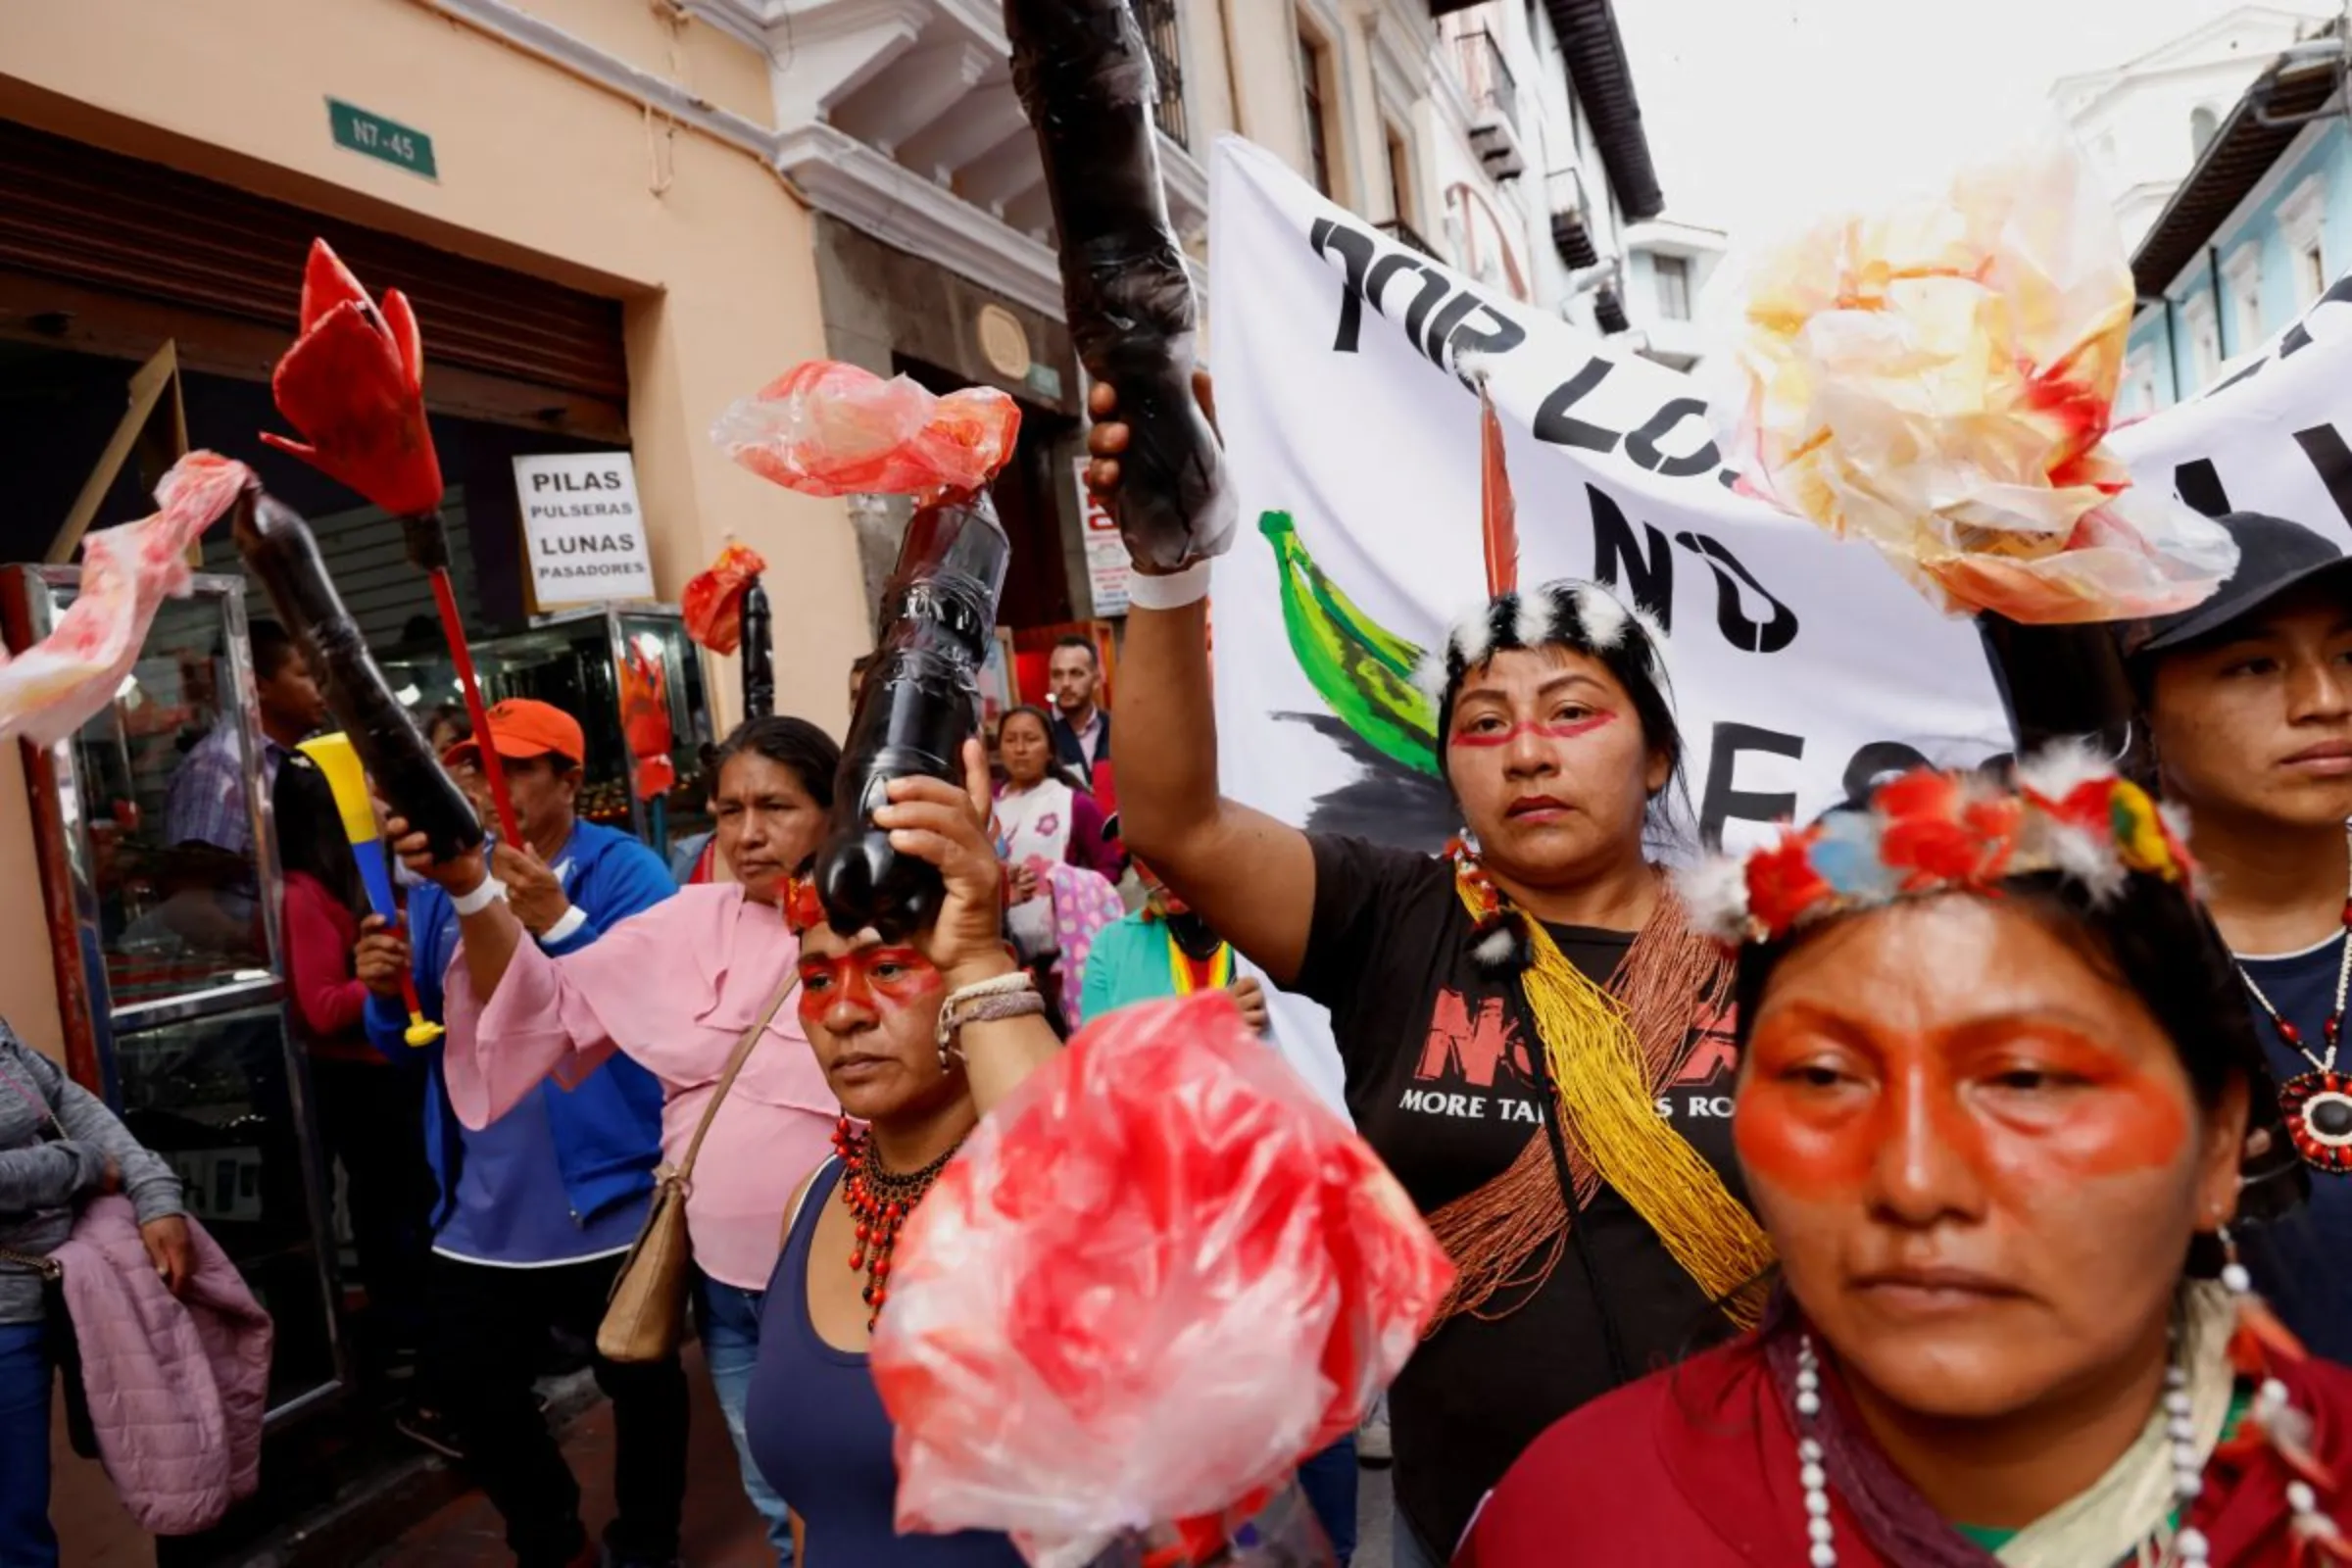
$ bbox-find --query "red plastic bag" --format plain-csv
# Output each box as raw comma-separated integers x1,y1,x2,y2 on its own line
872,993,1454,1567
681,541,768,655
712,360,1021,500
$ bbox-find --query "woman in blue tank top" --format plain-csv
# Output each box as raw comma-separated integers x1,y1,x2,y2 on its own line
746,743,1061,1566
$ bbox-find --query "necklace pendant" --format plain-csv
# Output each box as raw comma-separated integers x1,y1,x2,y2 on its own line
2280,1069,2352,1172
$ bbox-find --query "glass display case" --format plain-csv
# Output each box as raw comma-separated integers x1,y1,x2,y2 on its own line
378,605,716,864
2,566,346,1423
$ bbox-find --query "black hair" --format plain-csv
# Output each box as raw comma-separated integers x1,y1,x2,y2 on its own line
249,619,300,682
851,653,877,676
997,704,1055,742
271,758,369,922
425,704,469,744
1051,634,1098,666
712,714,842,813
1731,855,2306,1227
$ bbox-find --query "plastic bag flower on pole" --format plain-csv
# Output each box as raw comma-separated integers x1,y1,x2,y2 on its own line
715,358,1021,938
871,992,1455,1568
0,452,253,748
712,361,1021,502
1716,136,2236,624
681,541,769,657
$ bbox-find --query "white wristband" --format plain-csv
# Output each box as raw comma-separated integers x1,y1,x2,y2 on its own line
451,875,509,917
540,905,588,944
1123,558,1214,611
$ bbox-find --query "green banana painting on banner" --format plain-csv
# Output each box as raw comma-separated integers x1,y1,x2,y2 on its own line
1260,510,1441,778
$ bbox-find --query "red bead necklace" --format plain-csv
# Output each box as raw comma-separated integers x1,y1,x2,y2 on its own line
832,1116,962,1328
2237,851,2352,1174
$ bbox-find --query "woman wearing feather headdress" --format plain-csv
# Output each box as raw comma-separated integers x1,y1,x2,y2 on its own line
1088,373,1768,1567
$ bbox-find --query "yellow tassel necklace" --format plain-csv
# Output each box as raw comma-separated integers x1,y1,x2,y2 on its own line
1453,848,1773,1327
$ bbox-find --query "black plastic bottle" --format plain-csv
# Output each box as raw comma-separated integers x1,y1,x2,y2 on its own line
813,489,1011,937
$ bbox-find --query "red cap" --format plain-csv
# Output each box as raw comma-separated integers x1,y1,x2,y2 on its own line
441,699,585,767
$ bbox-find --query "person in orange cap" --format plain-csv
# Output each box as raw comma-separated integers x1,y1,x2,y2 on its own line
356,698,687,1568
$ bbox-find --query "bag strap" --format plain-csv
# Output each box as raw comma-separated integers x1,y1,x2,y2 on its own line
672,969,801,1181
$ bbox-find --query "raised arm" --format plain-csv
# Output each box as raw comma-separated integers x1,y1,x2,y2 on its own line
1087,374,1316,986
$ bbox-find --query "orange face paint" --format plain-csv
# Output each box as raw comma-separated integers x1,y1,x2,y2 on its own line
796,945,944,1034
1735,1002,2192,1203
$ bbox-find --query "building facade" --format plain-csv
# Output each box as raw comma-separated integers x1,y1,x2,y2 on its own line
2055,3,2332,253
2110,24,2352,413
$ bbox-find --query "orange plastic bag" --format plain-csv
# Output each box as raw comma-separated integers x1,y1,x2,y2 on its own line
712,361,1021,500
681,541,768,655
872,993,1454,1567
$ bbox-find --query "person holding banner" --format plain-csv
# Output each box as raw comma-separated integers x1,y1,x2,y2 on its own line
2126,510,2352,1366
1458,756,2350,1568
1090,375,1768,1567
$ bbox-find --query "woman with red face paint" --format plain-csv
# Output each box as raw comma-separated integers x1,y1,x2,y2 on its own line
397,713,844,1565
742,737,1059,1568
1460,753,2347,1568
1089,374,1769,1567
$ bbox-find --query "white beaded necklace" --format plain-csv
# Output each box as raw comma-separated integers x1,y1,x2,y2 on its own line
1788,1254,2337,1568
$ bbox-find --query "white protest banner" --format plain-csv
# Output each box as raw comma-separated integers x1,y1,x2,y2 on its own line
1200,136,2352,1109
514,451,655,608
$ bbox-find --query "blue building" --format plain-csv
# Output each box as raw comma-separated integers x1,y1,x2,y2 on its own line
2124,32,2352,414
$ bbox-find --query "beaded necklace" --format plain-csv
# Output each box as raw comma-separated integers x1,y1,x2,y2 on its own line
832,1116,962,1329
2235,829,2352,1173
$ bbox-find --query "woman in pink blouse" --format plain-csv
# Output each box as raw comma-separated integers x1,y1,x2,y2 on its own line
433,716,841,1563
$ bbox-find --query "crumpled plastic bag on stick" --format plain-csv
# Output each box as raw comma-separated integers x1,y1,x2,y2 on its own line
0,452,253,748
681,540,767,655
712,361,1020,500
872,992,1454,1568
1714,135,2236,623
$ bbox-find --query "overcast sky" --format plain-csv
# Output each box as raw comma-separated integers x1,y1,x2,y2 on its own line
1614,0,2323,240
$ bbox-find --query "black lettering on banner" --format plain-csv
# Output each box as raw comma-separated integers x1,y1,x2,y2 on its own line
1310,217,1376,353
1356,254,1452,351
1700,722,1804,847
1625,398,1719,478
2175,459,2230,518
1673,532,1799,654
1437,302,1528,381
2294,425,2352,532
2279,274,2352,359
1533,359,1622,454
1840,742,1931,809
1589,486,1674,630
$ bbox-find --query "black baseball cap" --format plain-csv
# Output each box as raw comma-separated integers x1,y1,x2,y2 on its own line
2123,512,2352,657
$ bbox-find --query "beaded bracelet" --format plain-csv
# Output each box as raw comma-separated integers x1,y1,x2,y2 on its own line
935,970,1046,1069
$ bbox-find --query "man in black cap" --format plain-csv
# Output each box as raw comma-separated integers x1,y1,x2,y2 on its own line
2128,510,2352,1359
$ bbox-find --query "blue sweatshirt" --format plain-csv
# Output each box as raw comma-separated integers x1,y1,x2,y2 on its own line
368,819,675,1260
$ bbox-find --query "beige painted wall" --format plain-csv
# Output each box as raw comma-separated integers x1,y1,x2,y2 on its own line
0,0,861,1053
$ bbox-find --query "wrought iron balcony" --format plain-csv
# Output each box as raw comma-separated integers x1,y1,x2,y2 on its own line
1135,0,1188,150
1455,29,1518,134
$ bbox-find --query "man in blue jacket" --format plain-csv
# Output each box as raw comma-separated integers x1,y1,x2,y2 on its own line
358,699,681,1568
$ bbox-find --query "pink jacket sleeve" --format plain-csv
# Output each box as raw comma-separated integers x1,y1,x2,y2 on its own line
440,887,749,1130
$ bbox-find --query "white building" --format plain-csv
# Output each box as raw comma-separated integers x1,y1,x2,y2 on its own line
2052,3,2333,251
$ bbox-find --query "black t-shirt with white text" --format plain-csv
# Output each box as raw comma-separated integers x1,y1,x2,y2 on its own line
1295,835,1747,1559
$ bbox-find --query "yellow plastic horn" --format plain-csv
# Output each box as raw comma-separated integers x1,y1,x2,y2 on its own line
297,733,445,1047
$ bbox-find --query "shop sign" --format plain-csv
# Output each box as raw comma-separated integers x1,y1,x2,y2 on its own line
514,451,656,608
977,305,1032,380
1025,363,1064,400
1074,456,1129,616
327,99,438,179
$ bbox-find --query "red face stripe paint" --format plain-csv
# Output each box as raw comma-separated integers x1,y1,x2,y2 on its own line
1447,711,1618,748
